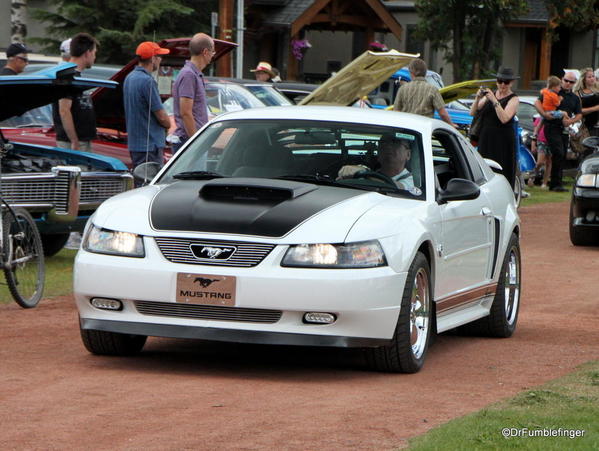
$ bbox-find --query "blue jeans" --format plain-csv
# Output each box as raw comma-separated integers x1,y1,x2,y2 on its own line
130,148,164,170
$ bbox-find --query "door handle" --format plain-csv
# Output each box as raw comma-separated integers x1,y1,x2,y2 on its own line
480,207,492,216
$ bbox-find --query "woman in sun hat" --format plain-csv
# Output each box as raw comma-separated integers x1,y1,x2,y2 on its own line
469,66,520,189
251,61,276,82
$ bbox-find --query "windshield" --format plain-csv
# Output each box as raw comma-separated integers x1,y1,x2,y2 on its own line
159,119,426,198
245,85,293,106
0,104,53,128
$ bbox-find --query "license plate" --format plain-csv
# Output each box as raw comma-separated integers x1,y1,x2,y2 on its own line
176,273,236,306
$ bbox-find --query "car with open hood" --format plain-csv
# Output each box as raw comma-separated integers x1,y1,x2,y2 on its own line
74,74,522,373
3,38,262,169
0,65,133,255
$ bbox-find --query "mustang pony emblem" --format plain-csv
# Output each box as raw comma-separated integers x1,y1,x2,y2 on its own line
193,277,220,288
202,246,227,258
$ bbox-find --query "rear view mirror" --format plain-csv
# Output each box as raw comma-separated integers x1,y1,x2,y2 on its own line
132,162,161,185
438,178,480,204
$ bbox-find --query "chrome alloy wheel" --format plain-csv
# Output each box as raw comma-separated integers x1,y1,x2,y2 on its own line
504,247,520,326
410,267,430,359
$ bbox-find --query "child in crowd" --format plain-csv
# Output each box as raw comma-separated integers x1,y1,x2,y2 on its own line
541,76,564,119
529,116,551,189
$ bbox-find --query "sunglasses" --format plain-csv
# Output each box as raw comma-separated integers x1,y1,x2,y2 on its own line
16,56,29,63
563,79,576,84
496,79,511,84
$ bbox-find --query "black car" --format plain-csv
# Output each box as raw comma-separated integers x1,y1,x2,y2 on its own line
569,136,599,245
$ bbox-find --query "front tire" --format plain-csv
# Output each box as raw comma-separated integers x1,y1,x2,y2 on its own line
3,207,45,308
366,252,432,373
80,326,147,356
41,233,70,257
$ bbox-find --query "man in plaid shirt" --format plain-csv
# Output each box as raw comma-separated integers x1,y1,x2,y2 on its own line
393,58,456,127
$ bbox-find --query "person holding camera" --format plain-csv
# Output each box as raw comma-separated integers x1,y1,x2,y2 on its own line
469,67,520,189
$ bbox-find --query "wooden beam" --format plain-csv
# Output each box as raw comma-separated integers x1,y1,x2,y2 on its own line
539,29,551,80
287,34,299,81
365,0,403,39
292,0,332,37
311,14,382,28
217,0,234,77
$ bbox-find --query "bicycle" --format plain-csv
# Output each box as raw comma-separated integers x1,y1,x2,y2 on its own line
0,134,45,308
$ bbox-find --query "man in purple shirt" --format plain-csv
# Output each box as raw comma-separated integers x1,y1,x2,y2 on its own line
172,33,215,151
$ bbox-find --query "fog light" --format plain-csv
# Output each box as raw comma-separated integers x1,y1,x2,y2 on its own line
303,312,336,324
586,211,596,223
91,298,123,311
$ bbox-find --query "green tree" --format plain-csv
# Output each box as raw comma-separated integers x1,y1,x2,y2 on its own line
415,0,528,82
31,0,218,64
544,0,598,31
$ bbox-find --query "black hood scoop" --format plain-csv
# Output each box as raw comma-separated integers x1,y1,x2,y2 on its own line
200,178,317,202
150,178,362,237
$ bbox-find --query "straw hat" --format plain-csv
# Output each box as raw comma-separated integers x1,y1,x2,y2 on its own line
250,61,275,78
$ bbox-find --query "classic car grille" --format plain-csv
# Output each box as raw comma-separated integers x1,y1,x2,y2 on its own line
154,237,276,267
134,300,282,323
80,178,126,203
0,179,57,204
54,170,70,213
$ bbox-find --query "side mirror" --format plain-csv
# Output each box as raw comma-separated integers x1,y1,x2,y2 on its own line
132,162,161,185
484,158,503,174
438,178,480,204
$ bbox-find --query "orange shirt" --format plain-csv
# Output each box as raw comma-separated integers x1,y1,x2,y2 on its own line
541,88,561,111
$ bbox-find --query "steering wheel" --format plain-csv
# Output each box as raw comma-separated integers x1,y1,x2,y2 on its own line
352,170,398,189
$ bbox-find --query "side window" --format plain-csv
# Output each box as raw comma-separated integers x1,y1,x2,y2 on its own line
456,134,487,185
432,130,472,190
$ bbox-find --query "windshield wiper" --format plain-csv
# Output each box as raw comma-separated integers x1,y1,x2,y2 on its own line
173,171,225,180
16,123,51,128
274,174,343,186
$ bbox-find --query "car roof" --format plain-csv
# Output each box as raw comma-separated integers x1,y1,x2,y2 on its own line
210,105,443,135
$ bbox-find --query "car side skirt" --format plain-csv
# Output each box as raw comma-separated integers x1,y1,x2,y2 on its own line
81,318,393,348
435,283,497,333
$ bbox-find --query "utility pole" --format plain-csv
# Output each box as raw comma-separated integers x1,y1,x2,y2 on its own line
236,0,244,79
218,0,234,77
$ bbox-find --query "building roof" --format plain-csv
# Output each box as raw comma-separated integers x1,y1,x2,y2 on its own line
262,0,314,27
510,0,550,25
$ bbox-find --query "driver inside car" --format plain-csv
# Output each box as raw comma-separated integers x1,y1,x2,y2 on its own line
337,135,414,190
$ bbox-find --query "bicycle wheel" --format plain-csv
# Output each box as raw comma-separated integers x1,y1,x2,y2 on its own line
2,207,45,308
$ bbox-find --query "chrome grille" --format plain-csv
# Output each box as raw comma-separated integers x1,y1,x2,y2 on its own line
155,237,275,267
0,179,57,204
54,170,70,213
135,300,282,323
81,178,125,202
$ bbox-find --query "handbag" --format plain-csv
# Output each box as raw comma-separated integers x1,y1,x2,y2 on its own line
468,112,482,142
570,122,590,154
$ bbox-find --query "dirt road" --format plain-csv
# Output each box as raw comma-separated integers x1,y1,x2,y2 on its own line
1,201,598,450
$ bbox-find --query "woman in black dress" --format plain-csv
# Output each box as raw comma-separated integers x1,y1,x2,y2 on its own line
469,67,520,188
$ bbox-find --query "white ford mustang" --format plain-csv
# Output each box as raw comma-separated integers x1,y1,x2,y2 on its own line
74,106,521,373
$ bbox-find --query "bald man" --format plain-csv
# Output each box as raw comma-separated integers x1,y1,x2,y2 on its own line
172,33,215,151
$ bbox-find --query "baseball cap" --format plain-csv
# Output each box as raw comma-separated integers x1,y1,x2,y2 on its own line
6,42,31,58
135,41,169,59
60,38,71,55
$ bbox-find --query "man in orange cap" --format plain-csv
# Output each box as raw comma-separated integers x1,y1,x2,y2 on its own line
123,41,172,171
250,61,276,82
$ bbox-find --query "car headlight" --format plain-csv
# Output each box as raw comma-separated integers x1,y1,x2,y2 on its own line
576,174,598,188
83,225,145,257
281,240,387,268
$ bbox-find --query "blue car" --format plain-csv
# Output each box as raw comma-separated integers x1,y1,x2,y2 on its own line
0,64,133,255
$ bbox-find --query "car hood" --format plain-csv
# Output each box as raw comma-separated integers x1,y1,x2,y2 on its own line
299,50,418,106
93,178,391,243
92,38,238,131
0,64,117,122
439,79,496,103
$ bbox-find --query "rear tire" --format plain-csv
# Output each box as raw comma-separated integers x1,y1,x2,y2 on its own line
41,233,70,257
513,175,522,208
80,325,147,356
366,252,432,373
2,207,45,308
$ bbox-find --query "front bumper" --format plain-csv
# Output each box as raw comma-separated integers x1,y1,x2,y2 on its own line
75,237,408,346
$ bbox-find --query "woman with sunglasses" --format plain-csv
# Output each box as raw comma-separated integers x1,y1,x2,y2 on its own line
573,68,599,137
469,66,520,189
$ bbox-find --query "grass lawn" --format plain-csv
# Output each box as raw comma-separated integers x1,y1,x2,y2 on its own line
521,176,573,207
407,361,599,450
0,248,77,305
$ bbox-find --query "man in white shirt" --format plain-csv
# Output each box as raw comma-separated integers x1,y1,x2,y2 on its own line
337,135,414,190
